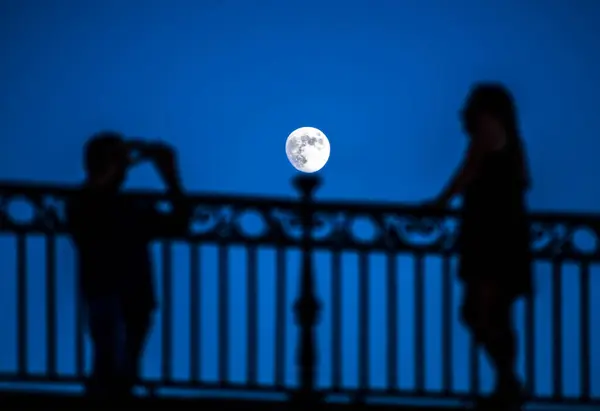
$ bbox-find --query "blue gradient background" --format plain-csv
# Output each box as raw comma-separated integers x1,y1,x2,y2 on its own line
1,0,600,405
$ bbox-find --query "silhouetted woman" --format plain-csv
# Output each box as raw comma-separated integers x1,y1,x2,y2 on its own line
430,83,532,408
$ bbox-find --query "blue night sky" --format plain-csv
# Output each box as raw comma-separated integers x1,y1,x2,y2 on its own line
1,0,600,405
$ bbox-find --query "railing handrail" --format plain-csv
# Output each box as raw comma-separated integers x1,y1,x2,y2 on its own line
0,179,598,224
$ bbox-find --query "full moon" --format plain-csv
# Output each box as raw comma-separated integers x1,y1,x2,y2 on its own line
285,127,331,173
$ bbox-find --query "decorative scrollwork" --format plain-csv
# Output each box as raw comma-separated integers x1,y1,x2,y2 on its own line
0,180,599,260
530,220,599,260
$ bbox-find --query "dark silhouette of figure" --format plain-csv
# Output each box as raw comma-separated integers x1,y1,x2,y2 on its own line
429,83,532,409
66,131,191,399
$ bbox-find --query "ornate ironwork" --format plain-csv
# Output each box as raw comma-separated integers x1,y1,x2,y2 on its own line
0,180,599,260
1,178,599,407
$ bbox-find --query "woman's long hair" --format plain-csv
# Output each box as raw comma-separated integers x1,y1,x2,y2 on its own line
461,82,531,189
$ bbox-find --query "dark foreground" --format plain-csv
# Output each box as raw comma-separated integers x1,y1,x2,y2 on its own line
3,390,595,411
0,391,467,411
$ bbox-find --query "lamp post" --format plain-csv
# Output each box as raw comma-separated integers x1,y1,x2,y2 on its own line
292,174,322,404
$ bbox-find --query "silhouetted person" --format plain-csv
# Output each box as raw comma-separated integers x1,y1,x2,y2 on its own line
429,83,532,409
66,131,191,399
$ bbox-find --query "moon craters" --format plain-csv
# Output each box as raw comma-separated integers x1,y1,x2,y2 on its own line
285,127,330,173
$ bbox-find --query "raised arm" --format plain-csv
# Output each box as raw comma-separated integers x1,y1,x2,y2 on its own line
434,143,484,206
145,142,192,237
434,116,508,206
143,190,192,238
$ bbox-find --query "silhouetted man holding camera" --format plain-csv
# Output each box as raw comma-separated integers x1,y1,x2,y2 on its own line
66,131,191,399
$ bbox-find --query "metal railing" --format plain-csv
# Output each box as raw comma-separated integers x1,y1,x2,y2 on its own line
0,176,598,408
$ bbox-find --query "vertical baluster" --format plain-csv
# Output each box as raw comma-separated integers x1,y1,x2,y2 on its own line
552,262,563,400
331,250,342,391
441,255,453,394
386,252,398,392
246,245,258,386
45,234,57,378
161,241,173,383
189,244,201,383
274,246,286,387
16,234,28,377
218,244,230,384
414,255,425,392
357,252,370,397
579,263,590,401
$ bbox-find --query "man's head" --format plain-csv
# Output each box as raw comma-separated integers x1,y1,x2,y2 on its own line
84,131,130,189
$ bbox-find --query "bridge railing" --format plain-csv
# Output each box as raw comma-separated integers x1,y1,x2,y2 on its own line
0,176,598,407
